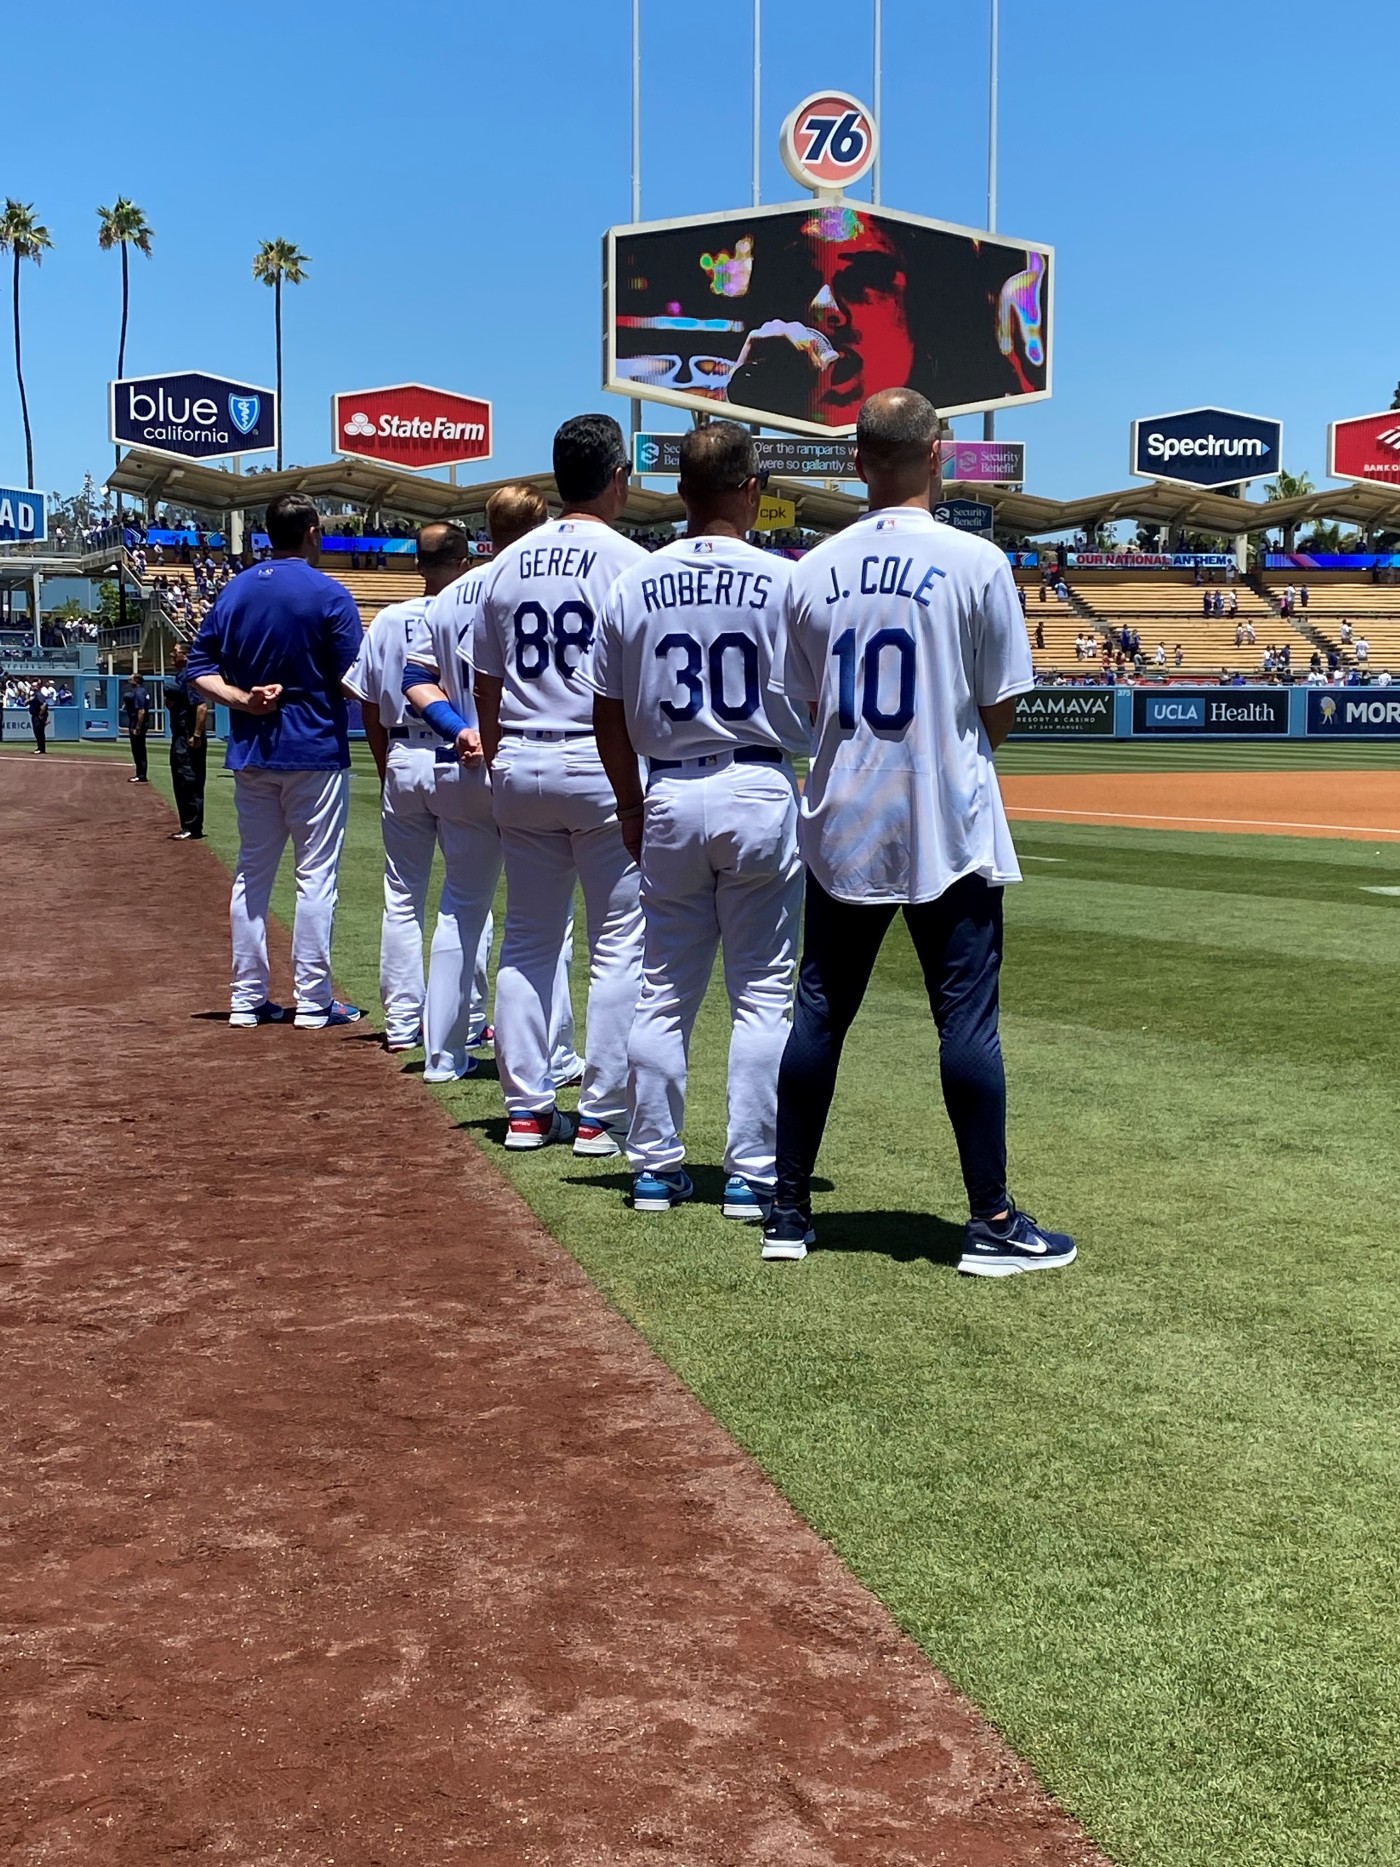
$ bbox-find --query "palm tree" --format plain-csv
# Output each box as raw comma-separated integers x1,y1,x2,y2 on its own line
0,200,54,490
1264,468,1314,554
251,239,310,469
97,198,154,381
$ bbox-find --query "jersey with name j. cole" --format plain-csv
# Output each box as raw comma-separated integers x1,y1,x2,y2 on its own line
405,564,488,723
343,596,430,729
773,506,1033,905
474,519,648,732
579,534,808,762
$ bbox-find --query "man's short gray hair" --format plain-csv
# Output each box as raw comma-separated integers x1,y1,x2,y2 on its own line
856,388,941,473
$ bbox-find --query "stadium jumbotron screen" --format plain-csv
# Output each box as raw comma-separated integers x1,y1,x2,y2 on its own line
604,201,1052,437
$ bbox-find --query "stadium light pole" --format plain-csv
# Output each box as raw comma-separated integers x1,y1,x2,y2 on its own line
752,0,762,207
629,0,642,450
983,0,999,443
871,0,882,204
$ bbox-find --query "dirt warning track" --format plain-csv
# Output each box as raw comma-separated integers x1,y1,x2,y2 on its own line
0,758,1103,1867
1001,768,1400,840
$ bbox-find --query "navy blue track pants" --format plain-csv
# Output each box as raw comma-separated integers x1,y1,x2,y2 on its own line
774,871,1009,1218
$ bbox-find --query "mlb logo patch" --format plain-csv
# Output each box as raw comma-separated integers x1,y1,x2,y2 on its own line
692,539,714,553
559,522,576,533
875,517,899,531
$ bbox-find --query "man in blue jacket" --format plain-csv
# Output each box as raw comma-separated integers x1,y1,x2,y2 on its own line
188,492,365,1029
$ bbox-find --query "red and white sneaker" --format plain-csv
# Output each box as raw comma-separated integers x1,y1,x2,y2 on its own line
504,1108,574,1151
573,1119,622,1158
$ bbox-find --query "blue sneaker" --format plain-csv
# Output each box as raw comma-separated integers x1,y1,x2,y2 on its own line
294,999,364,1030
632,1168,695,1213
229,999,287,1029
958,1204,1076,1278
722,1176,774,1223
761,1205,816,1262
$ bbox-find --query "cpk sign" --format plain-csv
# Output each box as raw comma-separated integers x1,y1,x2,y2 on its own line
1328,411,1400,486
333,383,492,472
110,370,277,461
1132,407,1282,488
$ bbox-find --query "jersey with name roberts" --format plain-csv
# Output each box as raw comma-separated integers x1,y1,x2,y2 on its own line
405,565,487,722
773,507,1033,904
578,534,807,762
343,596,430,729
474,519,647,732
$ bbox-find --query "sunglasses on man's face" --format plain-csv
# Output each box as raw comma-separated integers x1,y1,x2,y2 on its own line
724,468,770,492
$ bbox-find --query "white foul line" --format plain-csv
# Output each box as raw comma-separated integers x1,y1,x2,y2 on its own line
1005,804,1400,838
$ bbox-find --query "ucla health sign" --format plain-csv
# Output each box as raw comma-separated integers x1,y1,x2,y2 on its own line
110,370,278,462
1133,689,1288,736
1131,407,1282,489
0,485,46,544
1308,690,1400,736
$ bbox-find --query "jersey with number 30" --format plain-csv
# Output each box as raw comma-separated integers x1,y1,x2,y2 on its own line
773,506,1033,904
579,534,807,761
474,519,648,732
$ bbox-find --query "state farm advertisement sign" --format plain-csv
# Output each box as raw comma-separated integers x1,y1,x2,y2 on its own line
1328,410,1400,486
332,382,492,471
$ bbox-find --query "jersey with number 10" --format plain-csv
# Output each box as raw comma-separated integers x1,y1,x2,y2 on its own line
474,519,648,732
580,534,807,761
774,506,1034,905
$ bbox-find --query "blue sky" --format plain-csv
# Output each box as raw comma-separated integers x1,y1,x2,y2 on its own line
2,0,1389,503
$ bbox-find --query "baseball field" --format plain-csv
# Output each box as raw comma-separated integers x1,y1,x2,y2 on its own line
7,738,1400,1866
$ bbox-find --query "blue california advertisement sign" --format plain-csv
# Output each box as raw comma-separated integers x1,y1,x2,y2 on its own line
109,370,279,463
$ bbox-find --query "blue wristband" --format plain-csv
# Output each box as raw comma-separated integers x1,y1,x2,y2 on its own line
421,697,469,741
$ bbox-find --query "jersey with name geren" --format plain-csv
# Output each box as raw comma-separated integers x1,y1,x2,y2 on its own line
474,519,648,731
579,535,807,762
343,596,429,729
773,507,1033,905
404,565,487,724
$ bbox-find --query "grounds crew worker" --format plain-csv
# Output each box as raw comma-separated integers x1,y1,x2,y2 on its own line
124,670,151,782
165,640,208,839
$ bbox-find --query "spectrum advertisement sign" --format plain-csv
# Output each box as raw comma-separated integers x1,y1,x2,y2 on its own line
1133,689,1289,735
1131,407,1282,489
1327,411,1400,486
1307,690,1400,735
1013,689,1114,736
110,371,278,461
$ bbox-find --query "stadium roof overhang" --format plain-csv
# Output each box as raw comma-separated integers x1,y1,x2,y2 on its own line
106,448,1400,541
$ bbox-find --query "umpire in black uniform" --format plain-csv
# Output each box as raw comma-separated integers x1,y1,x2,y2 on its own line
165,642,207,839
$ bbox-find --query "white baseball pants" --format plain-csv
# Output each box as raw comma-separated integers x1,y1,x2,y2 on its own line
379,744,582,1081
491,734,644,1127
627,758,803,1183
230,767,350,1015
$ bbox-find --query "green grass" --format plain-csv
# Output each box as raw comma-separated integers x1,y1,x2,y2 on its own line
139,741,1400,1867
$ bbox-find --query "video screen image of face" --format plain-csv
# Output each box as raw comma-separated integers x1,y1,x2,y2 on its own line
613,204,1049,430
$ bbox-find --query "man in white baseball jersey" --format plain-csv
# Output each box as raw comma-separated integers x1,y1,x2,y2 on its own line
188,492,364,1030
474,414,647,1152
583,422,806,1218
400,487,583,1087
765,388,1075,1276
343,522,496,1080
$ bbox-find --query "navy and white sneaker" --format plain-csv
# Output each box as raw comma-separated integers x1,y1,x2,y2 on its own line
958,1204,1076,1278
722,1176,773,1223
229,999,287,1029
573,1119,622,1158
761,1205,816,1262
294,1000,364,1030
632,1168,695,1213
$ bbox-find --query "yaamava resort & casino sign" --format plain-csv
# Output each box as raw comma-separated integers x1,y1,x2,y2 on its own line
1012,689,1114,736
333,384,493,472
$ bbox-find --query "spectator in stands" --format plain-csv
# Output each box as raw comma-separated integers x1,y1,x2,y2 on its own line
1300,584,1309,610
1243,620,1256,646
1262,646,1276,674
1339,618,1352,645
1355,635,1370,664
1037,579,1047,604
1218,667,1231,686
1327,645,1340,674
1282,583,1296,616
1234,621,1245,648
1201,589,1211,618
1054,577,1069,603
1034,616,1044,651
1378,669,1393,687
1153,641,1166,667
1212,590,1225,617
1309,649,1322,675
1227,589,1238,618
1173,643,1183,668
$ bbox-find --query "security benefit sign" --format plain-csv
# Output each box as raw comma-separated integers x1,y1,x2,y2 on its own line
0,485,46,544
110,371,278,461
933,498,993,538
1308,689,1400,735
1133,689,1289,736
1131,407,1282,489
1012,689,1114,736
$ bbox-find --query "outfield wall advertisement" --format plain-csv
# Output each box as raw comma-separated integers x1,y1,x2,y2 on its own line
1307,690,1400,735
1132,690,1289,735
1013,690,1114,735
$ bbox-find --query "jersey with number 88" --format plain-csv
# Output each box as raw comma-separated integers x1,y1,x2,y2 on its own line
473,518,649,731
772,505,1034,905
578,534,807,762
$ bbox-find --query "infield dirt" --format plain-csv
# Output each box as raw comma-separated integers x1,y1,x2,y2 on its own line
1001,767,1400,839
1,756,1105,1864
